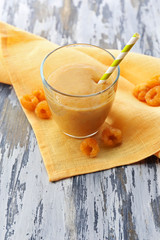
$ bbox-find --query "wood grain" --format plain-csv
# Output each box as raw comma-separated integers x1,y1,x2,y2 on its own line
0,0,160,239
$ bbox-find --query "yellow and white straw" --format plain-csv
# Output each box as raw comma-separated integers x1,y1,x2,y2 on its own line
98,33,140,84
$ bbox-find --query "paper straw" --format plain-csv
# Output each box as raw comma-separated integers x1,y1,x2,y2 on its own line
98,33,140,84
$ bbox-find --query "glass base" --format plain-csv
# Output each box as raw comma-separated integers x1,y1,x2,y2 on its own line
63,131,98,139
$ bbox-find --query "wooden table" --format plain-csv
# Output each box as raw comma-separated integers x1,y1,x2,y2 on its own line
1,1,160,239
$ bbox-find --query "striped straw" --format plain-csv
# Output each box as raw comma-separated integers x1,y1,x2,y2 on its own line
98,33,140,84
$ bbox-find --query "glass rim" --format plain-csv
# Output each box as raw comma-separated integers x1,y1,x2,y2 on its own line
40,43,120,98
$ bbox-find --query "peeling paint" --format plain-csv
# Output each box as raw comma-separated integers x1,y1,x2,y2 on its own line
151,196,160,229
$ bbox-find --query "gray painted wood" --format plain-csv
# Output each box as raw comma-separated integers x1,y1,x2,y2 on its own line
0,0,160,239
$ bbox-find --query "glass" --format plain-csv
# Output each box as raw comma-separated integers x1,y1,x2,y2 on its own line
40,44,120,138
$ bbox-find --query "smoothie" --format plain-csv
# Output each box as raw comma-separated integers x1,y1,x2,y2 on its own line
46,63,117,138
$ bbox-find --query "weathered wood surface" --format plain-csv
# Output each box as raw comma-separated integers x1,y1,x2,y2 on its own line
0,0,160,239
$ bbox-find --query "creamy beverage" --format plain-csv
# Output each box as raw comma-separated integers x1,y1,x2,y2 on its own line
46,63,116,137
41,44,119,138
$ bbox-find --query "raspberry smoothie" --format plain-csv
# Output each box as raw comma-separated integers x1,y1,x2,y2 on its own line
46,63,117,138
41,44,120,138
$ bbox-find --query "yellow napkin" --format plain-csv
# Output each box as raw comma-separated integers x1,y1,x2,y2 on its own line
1,21,160,181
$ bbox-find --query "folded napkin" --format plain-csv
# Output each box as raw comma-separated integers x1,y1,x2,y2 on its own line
1,21,160,181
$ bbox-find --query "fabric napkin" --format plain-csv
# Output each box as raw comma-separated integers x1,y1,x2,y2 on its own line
0,21,160,181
